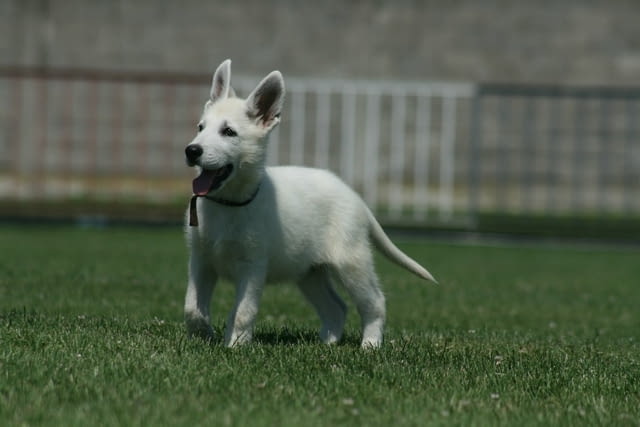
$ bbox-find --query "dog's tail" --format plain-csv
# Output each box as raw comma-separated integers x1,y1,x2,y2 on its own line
367,208,438,284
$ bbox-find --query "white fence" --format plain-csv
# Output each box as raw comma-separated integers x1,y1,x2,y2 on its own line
0,68,474,224
1,67,639,225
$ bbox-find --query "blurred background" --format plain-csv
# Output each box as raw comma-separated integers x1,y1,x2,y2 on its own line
1,0,639,241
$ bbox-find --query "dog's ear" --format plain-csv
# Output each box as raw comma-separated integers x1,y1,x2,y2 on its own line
210,59,232,103
245,71,285,129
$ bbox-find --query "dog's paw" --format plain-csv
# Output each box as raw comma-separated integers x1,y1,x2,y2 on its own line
224,330,253,348
320,329,342,345
360,337,383,350
185,314,215,341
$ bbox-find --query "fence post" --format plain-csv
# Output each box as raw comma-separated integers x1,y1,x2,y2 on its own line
340,86,356,186
597,98,611,213
389,88,407,219
624,99,638,214
290,89,305,166
363,88,381,211
439,95,456,222
521,97,535,212
413,91,431,221
468,86,481,227
314,86,331,169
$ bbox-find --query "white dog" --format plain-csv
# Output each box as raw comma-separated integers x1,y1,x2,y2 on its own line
183,59,436,348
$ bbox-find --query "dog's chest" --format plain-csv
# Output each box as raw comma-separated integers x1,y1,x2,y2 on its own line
193,205,313,282
197,210,262,269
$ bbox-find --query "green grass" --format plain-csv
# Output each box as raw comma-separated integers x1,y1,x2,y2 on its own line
0,226,638,426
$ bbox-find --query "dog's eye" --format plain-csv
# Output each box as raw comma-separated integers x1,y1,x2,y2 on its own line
197,123,204,132
220,126,237,137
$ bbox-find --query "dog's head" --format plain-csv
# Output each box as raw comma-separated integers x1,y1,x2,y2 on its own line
185,59,285,196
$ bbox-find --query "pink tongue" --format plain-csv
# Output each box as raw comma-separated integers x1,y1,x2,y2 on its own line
192,170,216,195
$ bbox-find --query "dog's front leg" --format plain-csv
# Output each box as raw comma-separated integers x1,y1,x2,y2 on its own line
225,269,266,347
184,253,217,341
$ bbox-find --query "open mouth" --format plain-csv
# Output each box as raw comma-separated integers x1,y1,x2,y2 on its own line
192,164,234,195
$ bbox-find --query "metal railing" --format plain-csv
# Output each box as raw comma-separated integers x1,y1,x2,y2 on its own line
0,67,474,223
1,67,638,225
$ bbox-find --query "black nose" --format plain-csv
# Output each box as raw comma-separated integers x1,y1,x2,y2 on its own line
185,144,203,163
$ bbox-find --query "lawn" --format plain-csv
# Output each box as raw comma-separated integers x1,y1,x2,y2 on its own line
0,225,638,426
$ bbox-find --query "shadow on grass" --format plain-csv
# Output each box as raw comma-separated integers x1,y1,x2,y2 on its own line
1,309,364,349
180,326,362,352
253,326,361,347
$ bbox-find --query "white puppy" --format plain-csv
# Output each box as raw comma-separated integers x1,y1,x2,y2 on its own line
184,59,436,348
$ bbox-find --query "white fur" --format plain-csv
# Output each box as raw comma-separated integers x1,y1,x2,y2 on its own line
184,59,436,348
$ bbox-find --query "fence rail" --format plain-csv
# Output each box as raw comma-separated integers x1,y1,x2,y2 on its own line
1,66,639,226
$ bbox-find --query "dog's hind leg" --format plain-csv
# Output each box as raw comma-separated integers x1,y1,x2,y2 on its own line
297,266,347,344
329,259,386,349
184,254,217,341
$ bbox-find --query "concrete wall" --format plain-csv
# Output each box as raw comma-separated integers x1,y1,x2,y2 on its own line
2,0,640,84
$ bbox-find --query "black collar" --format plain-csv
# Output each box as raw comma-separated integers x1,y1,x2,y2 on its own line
189,184,261,227
203,184,261,207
